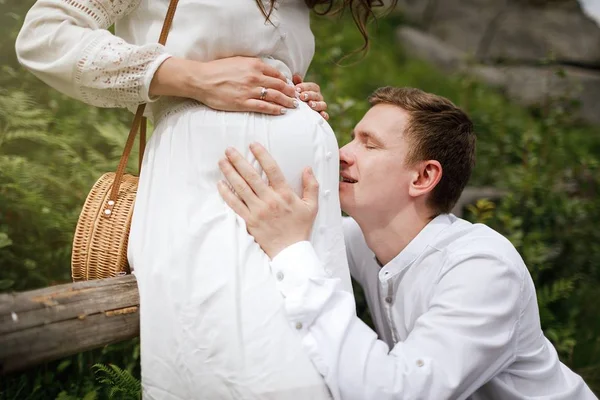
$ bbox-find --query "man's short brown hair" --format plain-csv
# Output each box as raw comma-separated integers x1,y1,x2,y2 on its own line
369,87,476,215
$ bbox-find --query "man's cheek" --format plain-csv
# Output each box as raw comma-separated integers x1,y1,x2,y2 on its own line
370,167,390,187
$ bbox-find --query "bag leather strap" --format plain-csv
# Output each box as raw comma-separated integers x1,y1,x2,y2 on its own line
106,0,180,211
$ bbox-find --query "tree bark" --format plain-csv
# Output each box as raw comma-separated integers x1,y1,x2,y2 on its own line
0,275,139,374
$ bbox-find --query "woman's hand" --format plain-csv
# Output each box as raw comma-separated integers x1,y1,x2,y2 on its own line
150,56,299,116
293,74,329,120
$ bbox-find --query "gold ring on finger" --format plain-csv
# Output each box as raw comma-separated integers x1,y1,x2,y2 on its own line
259,87,268,100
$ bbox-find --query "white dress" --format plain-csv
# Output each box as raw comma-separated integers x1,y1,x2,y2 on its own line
16,1,354,399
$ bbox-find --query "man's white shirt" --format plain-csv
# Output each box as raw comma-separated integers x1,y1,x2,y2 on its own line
269,214,597,400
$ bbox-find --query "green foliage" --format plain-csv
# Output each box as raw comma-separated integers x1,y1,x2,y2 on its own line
0,85,134,291
1,1,599,397
0,339,141,400
92,364,141,400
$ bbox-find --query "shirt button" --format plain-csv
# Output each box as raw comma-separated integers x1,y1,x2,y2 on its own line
324,269,333,277
276,271,284,281
325,151,333,160
323,190,331,198
281,32,287,40
318,117,325,126
385,297,393,304
416,359,425,367
295,322,303,330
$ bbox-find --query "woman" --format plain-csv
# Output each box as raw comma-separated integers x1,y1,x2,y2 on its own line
16,1,386,398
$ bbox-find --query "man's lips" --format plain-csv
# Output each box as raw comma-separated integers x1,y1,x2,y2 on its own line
339,172,357,184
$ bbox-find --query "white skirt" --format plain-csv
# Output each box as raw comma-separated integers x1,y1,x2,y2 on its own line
128,90,353,399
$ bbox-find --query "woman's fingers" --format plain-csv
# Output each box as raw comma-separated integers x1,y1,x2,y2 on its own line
190,57,302,115
292,74,303,86
294,80,328,118
298,90,324,103
308,100,327,112
260,62,288,83
295,82,320,95
243,99,288,116
260,64,297,98
258,78,299,109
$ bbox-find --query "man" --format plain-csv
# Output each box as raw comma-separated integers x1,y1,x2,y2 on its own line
217,87,597,399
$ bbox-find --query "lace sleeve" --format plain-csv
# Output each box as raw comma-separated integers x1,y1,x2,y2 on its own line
16,0,171,108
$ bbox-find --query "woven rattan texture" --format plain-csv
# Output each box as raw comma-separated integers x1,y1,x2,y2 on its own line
71,173,138,281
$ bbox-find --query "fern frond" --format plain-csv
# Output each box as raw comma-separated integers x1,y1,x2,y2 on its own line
537,278,576,308
0,89,51,134
93,363,141,400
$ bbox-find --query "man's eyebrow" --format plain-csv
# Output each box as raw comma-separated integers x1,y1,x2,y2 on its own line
355,129,384,144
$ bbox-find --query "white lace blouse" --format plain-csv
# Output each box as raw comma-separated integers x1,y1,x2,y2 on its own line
15,0,315,109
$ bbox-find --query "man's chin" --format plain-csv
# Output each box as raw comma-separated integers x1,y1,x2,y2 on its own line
339,192,354,216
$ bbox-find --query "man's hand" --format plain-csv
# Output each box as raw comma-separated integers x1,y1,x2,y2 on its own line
218,143,320,259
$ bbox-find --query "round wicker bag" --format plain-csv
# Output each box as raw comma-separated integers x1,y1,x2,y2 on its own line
70,106,146,282
70,0,179,281
71,172,138,281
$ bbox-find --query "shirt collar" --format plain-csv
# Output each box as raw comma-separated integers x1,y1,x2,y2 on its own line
378,214,454,279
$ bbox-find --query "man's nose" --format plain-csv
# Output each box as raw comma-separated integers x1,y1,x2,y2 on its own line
339,145,354,167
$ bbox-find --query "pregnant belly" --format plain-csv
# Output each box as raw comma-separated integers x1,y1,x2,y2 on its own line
129,44,347,395
148,98,339,196
130,98,342,399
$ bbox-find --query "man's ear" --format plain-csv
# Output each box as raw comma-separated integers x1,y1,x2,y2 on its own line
408,160,442,199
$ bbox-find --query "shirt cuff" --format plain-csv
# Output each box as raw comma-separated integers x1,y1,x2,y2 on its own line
270,241,328,294
141,52,173,103
270,241,338,330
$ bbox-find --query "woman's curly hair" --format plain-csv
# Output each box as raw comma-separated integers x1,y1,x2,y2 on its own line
256,0,398,55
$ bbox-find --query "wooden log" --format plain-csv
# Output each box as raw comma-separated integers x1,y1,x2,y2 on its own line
0,275,139,374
